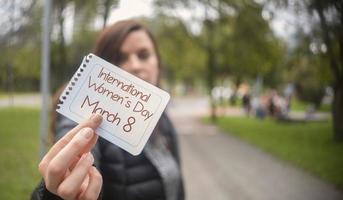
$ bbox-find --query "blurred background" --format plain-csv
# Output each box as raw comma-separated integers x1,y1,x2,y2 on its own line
0,0,343,199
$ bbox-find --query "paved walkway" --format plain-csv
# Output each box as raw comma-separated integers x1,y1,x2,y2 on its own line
168,97,343,200
0,93,41,108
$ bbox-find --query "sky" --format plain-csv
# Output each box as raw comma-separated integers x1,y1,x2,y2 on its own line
105,0,297,41
62,0,298,44
106,0,154,25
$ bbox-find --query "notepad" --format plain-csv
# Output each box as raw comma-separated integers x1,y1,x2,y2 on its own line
56,54,170,155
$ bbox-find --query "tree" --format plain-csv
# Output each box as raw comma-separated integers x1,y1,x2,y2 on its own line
148,16,206,89
0,0,41,91
0,0,121,91
285,32,331,108
311,0,343,140
275,0,343,140
50,0,119,90
223,2,285,88
98,0,119,28
155,0,285,121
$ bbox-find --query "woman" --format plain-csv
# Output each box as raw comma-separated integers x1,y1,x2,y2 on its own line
32,20,184,200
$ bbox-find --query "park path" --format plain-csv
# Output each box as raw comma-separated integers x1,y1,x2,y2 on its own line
0,93,41,108
168,97,343,200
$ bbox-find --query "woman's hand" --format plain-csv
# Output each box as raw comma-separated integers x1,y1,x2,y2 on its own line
39,114,103,200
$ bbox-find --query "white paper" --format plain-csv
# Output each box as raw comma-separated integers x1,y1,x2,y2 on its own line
56,53,170,155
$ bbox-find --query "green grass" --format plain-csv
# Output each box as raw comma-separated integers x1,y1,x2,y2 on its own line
0,107,41,200
291,98,331,112
214,97,331,113
210,116,343,189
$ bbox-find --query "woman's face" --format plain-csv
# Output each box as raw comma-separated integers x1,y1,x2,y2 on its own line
118,30,159,85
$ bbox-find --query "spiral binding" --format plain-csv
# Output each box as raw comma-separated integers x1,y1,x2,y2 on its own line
56,54,93,110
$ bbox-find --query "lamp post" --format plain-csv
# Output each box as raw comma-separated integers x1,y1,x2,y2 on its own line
40,0,52,159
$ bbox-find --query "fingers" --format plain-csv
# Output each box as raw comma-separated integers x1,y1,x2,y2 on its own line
79,167,103,200
38,114,103,198
57,153,94,200
39,114,102,175
45,128,95,192
49,113,102,158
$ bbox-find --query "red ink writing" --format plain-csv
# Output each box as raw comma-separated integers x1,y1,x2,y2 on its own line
123,116,136,132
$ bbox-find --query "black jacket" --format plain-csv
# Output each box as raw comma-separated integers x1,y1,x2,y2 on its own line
31,112,184,200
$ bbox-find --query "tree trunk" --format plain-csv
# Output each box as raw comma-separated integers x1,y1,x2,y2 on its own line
314,1,343,141
102,0,112,28
205,18,217,122
229,76,241,106
57,0,67,81
208,45,216,122
333,81,343,141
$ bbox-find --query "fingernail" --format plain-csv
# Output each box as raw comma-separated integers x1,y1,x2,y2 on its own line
81,128,93,139
90,113,103,124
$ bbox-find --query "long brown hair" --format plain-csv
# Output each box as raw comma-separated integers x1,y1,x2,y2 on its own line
51,20,162,136
93,20,161,70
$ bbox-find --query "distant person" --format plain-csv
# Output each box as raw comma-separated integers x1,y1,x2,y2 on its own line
251,96,266,119
267,90,278,118
283,83,294,116
242,92,251,117
32,20,184,200
305,104,316,121
230,90,238,106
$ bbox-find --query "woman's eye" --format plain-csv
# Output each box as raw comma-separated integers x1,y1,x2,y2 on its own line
138,51,150,60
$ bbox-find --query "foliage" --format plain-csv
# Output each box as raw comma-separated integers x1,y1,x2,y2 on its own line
149,16,207,85
49,0,119,91
272,0,343,139
0,0,120,92
155,0,286,88
0,0,41,91
1,0,287,92
228,2,285,84
285,33,331,107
